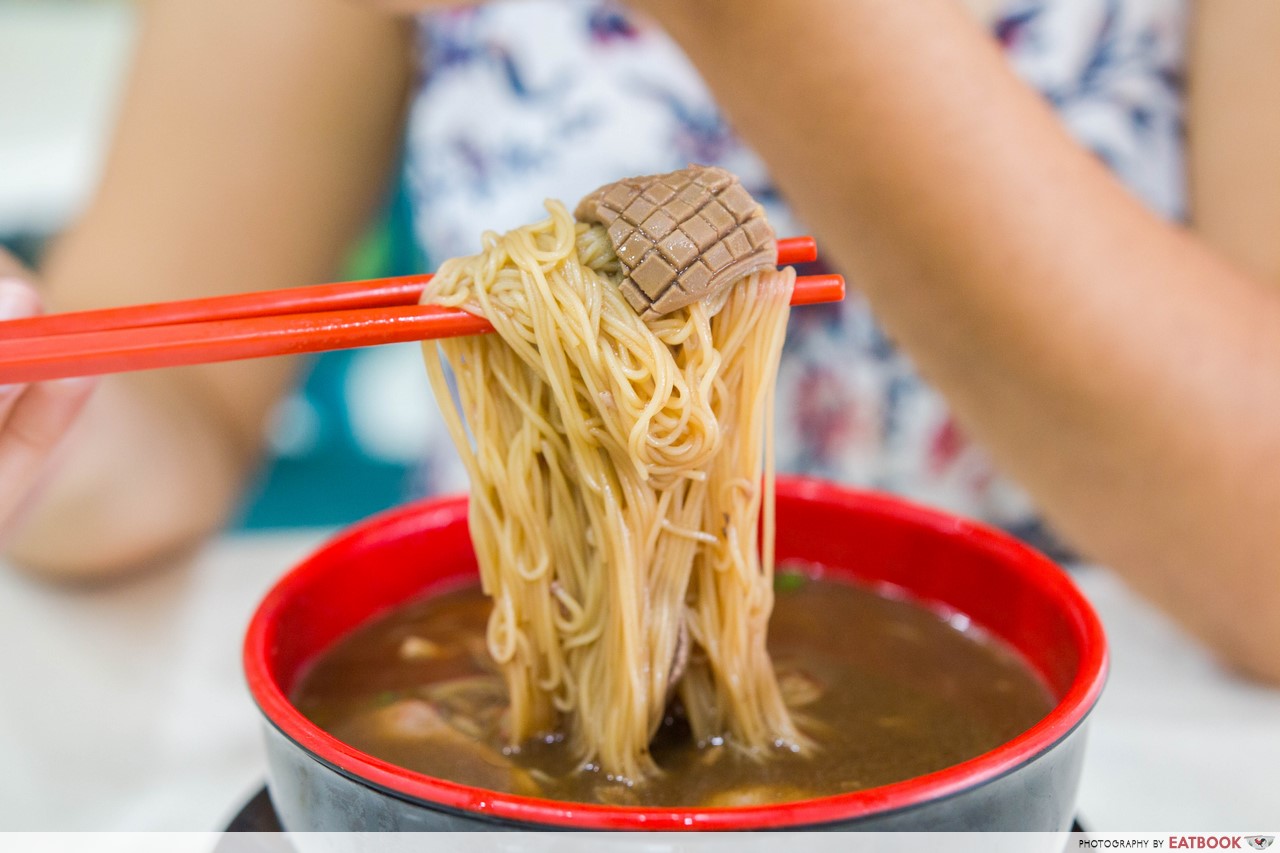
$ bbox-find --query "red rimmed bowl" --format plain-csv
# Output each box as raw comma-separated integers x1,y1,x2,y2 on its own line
244,477,1107,831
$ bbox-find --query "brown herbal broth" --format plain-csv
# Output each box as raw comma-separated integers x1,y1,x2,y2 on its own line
293,568,1054,807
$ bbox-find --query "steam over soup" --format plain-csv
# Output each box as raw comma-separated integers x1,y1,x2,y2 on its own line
293,566,1054,808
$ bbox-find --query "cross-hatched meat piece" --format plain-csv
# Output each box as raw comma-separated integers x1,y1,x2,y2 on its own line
575,165,778,317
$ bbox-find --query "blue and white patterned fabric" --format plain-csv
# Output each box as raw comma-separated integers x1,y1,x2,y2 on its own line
250,0,1188,548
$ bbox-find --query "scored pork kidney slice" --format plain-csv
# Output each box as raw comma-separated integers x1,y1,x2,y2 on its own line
575,165,779,318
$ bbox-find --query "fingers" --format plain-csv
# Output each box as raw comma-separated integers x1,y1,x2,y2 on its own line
0,267,94,536
0,384,21,436
0,377,98,536
0,274,42,321
0,272,43,412
0,276,44,424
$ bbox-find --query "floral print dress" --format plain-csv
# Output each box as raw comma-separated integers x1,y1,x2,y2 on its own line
254,0,1186,548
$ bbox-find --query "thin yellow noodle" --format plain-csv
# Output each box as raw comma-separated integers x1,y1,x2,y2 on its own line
421,200,804,781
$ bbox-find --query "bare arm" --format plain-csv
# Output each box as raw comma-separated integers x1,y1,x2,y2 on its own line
634,0,1280,679
4,0,413,577
1188,0,1280,284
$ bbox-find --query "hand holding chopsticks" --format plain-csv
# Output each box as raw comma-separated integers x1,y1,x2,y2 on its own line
0,237,842,384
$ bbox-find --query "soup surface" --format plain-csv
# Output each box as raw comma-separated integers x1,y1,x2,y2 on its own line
293,568,1054,807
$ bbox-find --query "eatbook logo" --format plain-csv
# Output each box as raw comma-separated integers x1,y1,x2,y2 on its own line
1247,838,1275,851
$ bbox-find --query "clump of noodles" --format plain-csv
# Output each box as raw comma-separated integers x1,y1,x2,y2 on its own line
421,200,804,782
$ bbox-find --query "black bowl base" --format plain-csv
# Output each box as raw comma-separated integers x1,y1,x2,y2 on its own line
220,785,1086,836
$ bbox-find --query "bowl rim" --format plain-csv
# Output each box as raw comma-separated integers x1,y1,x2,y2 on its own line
244,478,1108,830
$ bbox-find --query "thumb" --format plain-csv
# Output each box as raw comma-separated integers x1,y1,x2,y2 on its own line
0,248,43,322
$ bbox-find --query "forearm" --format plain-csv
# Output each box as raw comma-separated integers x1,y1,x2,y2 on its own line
4,372,251,579
3,0,414,577
8,222,299,578
640,0,1280,678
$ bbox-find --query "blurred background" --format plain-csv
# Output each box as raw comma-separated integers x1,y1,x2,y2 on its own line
0,0,432,531
0,0,133,261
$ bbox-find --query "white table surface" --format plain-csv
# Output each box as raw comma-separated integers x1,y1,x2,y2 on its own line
0,533,1277,831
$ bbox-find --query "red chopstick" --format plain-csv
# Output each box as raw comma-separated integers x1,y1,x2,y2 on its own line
0,274,842,384
0,236,818,341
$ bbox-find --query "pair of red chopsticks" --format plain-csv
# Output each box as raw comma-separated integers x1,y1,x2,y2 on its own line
0,237,843,384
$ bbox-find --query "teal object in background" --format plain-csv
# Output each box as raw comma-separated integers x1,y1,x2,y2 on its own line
235,350,423,529
236,176,428,530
